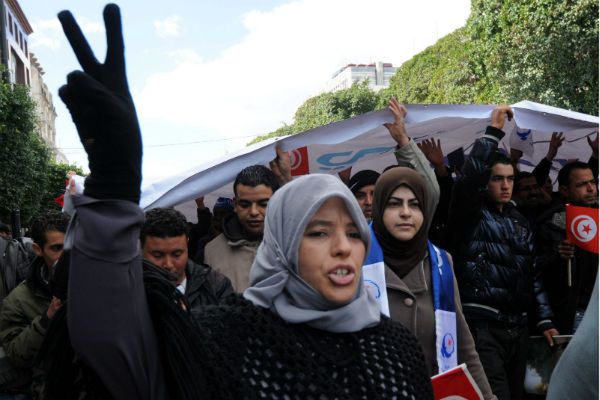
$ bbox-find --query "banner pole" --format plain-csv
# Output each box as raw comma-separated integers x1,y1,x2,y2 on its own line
567,258,572,287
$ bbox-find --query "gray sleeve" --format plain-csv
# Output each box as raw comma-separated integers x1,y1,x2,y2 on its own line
66,196,167,400
394,140,441,223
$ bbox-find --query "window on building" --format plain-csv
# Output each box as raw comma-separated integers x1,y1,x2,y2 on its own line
8,14,13,35
11,48,26,85
24,41,28,57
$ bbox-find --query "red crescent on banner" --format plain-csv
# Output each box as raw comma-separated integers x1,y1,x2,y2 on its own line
290,149,302,170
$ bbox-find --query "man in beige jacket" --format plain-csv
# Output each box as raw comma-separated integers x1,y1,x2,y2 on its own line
205,162,286,292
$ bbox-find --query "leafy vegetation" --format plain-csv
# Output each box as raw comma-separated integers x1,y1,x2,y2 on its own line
252,0,598,144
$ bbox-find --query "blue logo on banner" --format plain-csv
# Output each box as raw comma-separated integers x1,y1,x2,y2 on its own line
363,279,381,299
441,333,455,358
516,129,532,141
316,146,395,171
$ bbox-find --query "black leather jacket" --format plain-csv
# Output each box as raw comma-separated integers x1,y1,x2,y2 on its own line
185,260,234,312
448,126,554,326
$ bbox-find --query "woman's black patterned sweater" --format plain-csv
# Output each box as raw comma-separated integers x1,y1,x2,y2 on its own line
61,199,433,400
187,295,434,399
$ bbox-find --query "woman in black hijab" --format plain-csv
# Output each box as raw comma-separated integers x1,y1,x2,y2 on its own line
369,100,496,399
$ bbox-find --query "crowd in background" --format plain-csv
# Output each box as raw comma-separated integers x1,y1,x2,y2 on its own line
0,3,597,400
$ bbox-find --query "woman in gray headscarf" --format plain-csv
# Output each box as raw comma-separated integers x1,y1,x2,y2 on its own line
55,4,431,398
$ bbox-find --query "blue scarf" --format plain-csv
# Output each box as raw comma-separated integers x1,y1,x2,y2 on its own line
364,226,457,373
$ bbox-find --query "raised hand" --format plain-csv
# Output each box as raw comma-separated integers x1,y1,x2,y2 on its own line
58,4,142,203
418,138,444,166
384,98,409,147
510,148,523,165
490,105,513,131
418,138,447,177
545,132,564,161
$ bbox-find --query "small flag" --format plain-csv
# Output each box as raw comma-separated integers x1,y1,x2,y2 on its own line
290,146,309,176
54,194,65,207
566,204,599,254
431,363,483,400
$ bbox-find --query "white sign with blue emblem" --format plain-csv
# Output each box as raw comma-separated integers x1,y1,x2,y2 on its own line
435,309,458,373
362,263,389,317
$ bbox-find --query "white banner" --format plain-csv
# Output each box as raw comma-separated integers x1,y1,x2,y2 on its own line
140,100,599,217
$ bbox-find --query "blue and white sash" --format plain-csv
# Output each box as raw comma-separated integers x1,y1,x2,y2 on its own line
363,225,457,373
428,240,457,373
362,225,390,316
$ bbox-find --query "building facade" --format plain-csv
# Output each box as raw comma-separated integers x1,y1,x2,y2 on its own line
1,0,65,162
1,0,31,85
324,61,397,93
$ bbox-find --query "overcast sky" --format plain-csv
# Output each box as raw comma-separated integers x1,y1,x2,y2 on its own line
18,0,471,185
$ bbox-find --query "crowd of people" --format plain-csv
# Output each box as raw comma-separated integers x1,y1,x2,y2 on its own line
0,3,597,400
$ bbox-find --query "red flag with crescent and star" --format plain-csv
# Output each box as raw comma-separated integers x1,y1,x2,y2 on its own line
290,146,309,176
566,204,599,254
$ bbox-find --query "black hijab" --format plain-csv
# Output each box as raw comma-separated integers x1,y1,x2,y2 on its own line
372,167,432,278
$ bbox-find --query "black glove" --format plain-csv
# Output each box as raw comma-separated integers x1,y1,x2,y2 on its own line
58,4,142,203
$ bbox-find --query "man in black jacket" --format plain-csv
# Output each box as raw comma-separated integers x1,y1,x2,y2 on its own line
536,160,598,335
447,106,556,400
141,208,233,311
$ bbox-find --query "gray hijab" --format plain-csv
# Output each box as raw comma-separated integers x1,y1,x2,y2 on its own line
243,173,380,333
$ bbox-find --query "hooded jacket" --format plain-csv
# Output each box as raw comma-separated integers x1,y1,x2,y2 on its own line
0,257,52,396
204,214,261,292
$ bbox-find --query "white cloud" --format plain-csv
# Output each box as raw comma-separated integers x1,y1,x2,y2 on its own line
137,0,470,149
154,16,182,38
30,17,103,51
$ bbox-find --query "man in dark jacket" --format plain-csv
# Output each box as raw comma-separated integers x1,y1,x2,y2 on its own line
141,208,233,311
0,211,69,397
447,106,556,400
535,160,598,334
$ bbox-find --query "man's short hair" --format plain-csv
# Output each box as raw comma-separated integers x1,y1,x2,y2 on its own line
514,171,535,192
141,208,189,245
233,165,279,197
30,211,69,247
348,170,380,194
490,152,513,169
558,161,592,187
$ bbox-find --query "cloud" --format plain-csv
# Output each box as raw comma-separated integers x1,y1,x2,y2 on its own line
30,17,102,51
137,0,470,148
154,16,182,38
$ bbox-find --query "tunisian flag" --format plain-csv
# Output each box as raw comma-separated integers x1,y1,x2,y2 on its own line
290,146,309,176
431,363,483,400
566,204,599,254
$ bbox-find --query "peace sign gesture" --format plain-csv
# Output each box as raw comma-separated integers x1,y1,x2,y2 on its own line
58,4,142,203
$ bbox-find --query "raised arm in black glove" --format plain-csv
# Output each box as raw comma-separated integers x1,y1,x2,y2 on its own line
58,4,142,203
